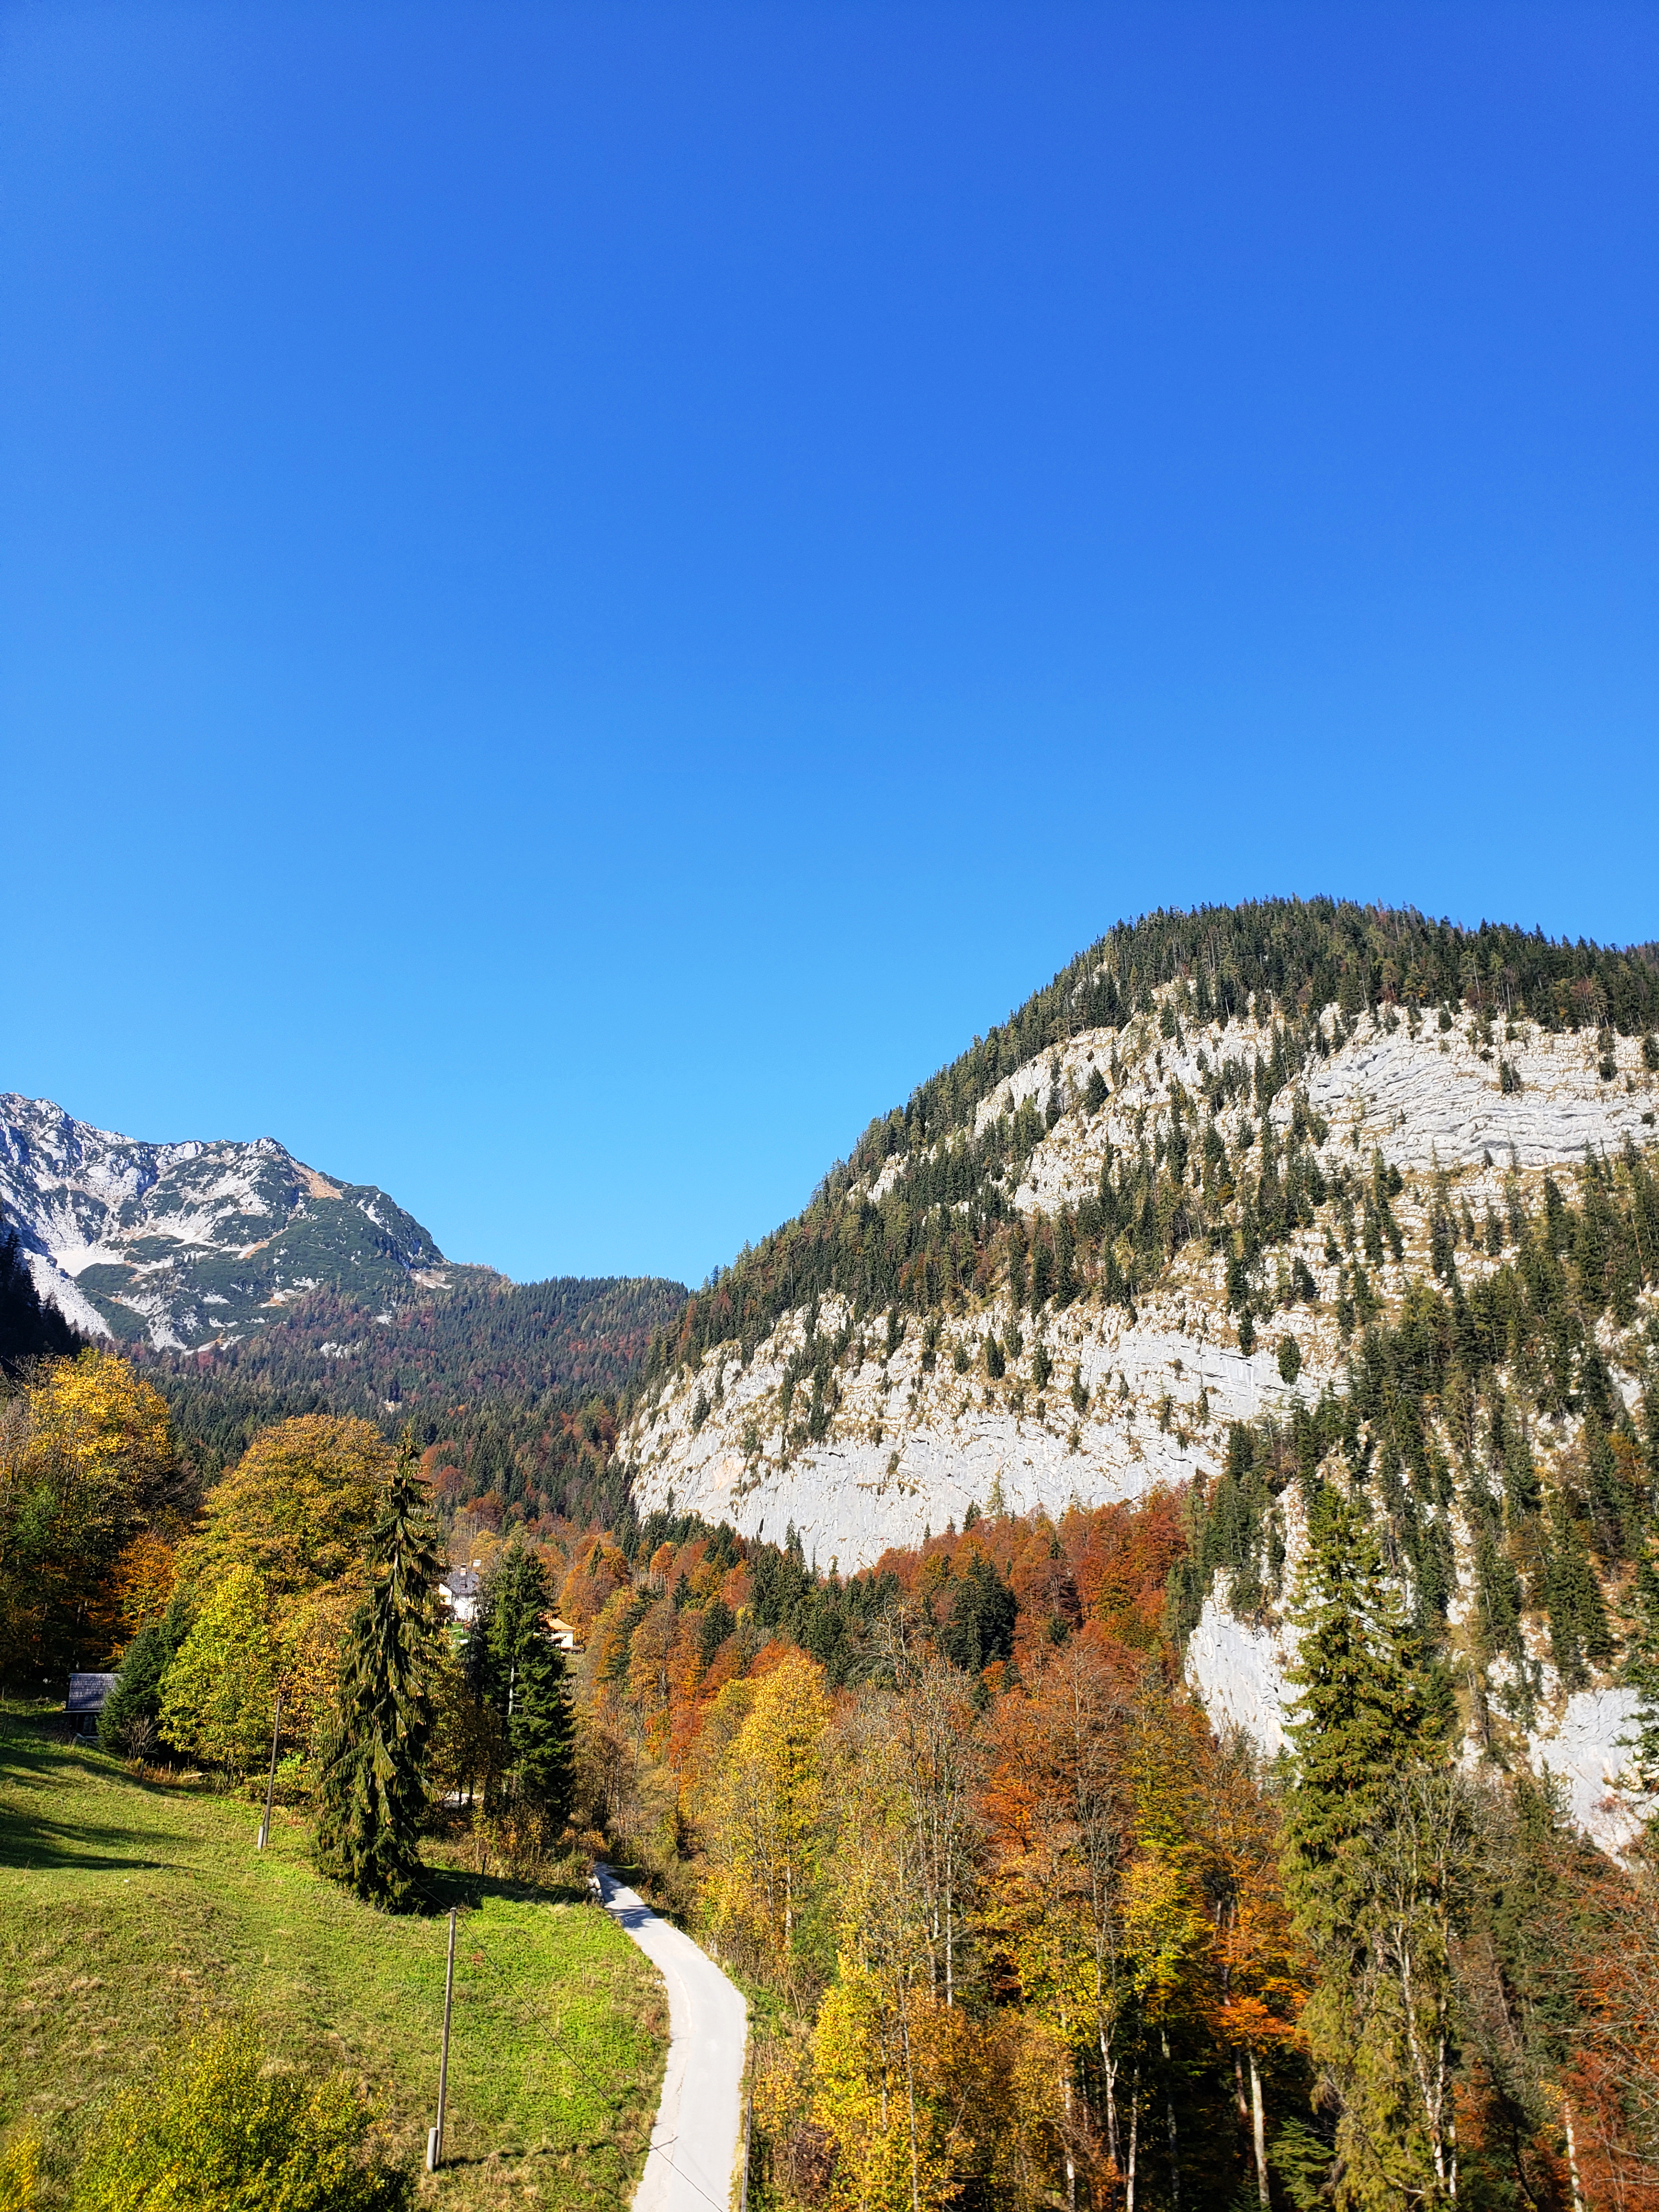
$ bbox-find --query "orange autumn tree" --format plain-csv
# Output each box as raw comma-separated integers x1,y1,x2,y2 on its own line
109,1528,179,1649
980,1629,1134,2199
1558,1842,1659,2212
979,1629,1257,2210
1199,1734,1311,2209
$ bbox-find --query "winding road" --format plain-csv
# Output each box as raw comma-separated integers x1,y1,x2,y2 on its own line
596,1863,748,2212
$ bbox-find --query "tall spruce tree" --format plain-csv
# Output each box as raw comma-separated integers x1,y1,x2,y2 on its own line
313,1436,441,1912
1283,1485,1459,2211
1623,1548,1659,1819
471,1542,573,1826
0,1218,78,1372
97,1593,191,1756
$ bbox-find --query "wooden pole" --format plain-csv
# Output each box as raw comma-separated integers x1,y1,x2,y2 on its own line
738,2088,753,2212
257,1689,283,1852
427,1907,458,2172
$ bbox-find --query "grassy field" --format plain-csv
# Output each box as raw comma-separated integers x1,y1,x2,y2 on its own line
0,1706,667,2209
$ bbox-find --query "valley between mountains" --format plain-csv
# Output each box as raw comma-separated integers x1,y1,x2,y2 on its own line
12,899,1659,2209
8,901,1659,1848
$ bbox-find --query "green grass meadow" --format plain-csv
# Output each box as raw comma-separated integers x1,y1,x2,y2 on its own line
0,1707,666,2208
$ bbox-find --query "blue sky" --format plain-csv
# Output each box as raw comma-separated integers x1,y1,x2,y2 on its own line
3,2,1656,1289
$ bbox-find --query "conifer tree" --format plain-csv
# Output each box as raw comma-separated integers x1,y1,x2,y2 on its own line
473,1541,574,1825
98,1592,190,1756
1283,1486,1458,2209
1623,1548,1659,1813
1285,1488,1428,1865
313,1436,441,1912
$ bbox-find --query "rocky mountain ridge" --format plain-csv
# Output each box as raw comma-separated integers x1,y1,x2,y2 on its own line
0,1093,445,1347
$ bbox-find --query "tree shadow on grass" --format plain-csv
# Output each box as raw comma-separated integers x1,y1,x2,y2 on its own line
0,1717,117,1791
411,1861,591,1917
436,2137,639,2178
0,1806,176,1874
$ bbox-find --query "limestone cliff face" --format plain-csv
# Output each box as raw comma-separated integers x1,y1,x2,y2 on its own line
623,1003,1656,1567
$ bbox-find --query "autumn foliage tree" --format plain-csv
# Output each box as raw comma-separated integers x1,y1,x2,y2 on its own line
180,1413,394,1751
157,1564,277,1777
705,1650,832,1972
0,1349,174,1678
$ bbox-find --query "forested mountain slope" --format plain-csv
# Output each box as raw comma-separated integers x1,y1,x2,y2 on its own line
149,1270,686,1516
624,902,1659,1555
619,899,1659,1835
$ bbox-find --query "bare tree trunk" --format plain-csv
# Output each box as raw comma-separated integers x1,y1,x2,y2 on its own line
901,1997,921,2212
1102,2036,1120,2177
1249,2050,1269,2211
1161,2030,1180,2210
1564,2099,1587,2212
1126,2069,1140,2212
1063,2062,1077,2212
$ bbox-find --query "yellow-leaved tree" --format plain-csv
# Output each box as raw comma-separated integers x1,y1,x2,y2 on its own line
158,1563,277,1777
181,1414,391,1598
705,1650,830,1970
0,1349,173,1677
180,1414,394,1751
812,1689,978,2212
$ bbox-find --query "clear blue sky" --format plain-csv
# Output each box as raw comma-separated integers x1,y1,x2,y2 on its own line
3,3,1656,1289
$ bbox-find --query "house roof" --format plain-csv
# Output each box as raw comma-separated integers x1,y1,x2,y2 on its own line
67,1672,119,1716
440,1566,482,1597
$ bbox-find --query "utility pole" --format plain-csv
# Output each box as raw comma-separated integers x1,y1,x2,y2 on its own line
256,1689,283,1852
427,1908,458,2173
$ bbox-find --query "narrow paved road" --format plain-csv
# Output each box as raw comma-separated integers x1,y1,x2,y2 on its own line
596,1863,748,2212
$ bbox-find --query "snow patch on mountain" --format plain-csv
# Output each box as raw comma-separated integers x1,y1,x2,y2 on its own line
24,1251,114,1341
0,1093,444,1346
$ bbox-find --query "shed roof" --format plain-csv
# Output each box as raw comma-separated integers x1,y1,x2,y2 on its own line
67,1672,119,1717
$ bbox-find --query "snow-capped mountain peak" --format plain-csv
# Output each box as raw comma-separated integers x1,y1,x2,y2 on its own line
0,1093,444,1348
